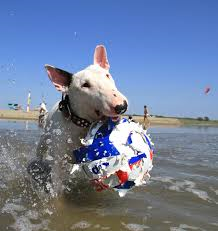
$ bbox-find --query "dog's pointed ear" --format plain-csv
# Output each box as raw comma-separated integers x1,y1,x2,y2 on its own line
45,65,72,92
93,45,110,70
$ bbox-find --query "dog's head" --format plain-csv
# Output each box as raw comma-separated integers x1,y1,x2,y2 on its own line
45,45,128,122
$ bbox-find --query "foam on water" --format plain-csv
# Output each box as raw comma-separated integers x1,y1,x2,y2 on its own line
152,177,214,203
170,224,206,231
121,222,150,231
71,221,91,230
2,200,50,231
11,214,50,231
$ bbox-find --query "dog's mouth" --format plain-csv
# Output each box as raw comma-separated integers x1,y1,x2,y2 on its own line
95,109,120,121
111,116,120,121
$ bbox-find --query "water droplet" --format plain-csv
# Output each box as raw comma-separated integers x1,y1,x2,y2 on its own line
46,139,52,145
67,138,73,144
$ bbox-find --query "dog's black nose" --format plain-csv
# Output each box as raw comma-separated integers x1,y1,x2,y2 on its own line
114,100,128,114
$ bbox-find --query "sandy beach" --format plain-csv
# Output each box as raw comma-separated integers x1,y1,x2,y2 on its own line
0,110,39,121
124,115,182,126
0,110,181,126
0,110,217,127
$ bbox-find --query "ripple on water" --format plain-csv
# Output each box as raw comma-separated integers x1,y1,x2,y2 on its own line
152,177,213,203
2,200,50,231
12,215,49,231
121,222,150,231
71,220,91,230
170,224,206,231
70,221,112,230
1,121,218,231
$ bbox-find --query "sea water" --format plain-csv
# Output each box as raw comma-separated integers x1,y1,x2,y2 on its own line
0,120,217,231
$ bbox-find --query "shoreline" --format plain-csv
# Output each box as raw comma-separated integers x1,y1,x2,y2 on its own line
0,110,218,127
125,115,182,127
0,110,39,121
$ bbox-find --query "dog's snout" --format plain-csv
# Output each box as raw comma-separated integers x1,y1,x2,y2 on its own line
114,100,128,114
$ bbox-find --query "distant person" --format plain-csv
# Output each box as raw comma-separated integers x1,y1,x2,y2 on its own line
38,102,48,128
143,105,150,129
128,115,135,122
39,102,47,115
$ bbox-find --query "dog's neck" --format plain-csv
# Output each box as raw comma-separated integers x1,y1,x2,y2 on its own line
58,94,91,128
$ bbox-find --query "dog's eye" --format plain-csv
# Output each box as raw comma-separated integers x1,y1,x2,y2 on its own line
106,74,110,78
82,82,91,88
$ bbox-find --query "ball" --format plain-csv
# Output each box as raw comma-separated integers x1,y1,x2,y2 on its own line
72,118,154,197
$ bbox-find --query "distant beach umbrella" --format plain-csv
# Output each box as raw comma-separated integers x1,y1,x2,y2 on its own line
204,86,211,95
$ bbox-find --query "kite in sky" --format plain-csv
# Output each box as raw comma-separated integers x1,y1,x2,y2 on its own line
204,86,211,95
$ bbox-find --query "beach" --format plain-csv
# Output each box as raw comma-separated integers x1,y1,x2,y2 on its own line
1,110,217,127
124,115,182,127
0,110,39,121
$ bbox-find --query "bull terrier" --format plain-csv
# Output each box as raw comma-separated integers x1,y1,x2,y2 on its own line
28,45,128,194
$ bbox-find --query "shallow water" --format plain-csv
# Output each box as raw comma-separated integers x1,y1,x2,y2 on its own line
0,120,218,231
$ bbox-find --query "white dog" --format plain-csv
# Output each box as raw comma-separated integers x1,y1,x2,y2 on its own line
28,45,128,194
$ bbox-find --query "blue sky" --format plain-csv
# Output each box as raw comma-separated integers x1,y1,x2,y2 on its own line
0,0,218,119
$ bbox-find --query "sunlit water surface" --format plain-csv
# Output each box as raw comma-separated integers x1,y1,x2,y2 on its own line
0,120,218,231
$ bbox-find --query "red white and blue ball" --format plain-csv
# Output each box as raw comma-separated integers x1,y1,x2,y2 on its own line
72,118,154,197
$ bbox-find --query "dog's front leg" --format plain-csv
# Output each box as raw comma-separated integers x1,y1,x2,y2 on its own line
27,120,55,193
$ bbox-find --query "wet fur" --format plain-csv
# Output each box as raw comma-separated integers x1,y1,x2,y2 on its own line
29,45,128,194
